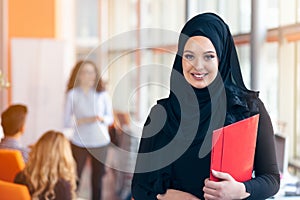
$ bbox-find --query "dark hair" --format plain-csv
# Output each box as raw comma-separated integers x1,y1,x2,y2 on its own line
1,104,28,136
66,60,105,92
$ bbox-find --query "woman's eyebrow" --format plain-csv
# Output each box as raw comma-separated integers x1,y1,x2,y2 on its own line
183,50,194,54
204,51,216,54
183,50,216,54
204,50,216,53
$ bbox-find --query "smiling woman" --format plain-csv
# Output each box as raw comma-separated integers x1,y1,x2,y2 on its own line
131,12,280,200
182,36,219,89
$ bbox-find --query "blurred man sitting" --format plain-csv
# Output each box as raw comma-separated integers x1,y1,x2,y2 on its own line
0,104,29,162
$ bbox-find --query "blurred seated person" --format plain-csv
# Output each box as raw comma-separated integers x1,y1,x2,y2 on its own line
0,104,29,162
14,130,77,200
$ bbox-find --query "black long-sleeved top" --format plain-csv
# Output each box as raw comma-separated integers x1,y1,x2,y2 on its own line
132,98,280,200
14,171,73,200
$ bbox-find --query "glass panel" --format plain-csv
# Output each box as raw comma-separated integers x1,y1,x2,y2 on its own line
279,0,296,25
297,42,300,157
106,50,136,113
107,0,137,37
186,0,252,34
236,44,251,89
104,0,185,122
75,0,99,46
222,0,251,34
145,0,185,31
238,0,251,33
267,0,279,28
261,43,279,122
237,43,279,124
105,49,174,123
298,0,300,22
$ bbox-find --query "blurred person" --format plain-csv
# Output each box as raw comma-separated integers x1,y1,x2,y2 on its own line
14,130,77,200
131,13,280,200
0,104,29,162
0,125,4,140
64,60,114,200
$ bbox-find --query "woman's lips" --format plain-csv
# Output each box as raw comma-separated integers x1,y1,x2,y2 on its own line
191,73,208,79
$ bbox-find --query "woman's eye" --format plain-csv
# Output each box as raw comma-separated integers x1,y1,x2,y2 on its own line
184,54,194,60
204,54,215,61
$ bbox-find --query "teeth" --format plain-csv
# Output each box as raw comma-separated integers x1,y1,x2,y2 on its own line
194,73,206,78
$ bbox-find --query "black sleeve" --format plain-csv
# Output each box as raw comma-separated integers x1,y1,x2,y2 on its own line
14,171,27,186
131,106,173,200
131,164,161,200
243,99,280,199
54,179,72,200
14,171,33,195
131,130,157,200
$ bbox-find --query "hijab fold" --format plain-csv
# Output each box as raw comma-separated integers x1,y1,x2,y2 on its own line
135,13,260,196
155,12,259,145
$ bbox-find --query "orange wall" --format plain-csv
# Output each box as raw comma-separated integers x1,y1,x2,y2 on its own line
8,0,56,37
7,0,56,103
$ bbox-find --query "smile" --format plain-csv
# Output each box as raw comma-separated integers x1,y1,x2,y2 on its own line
192,73,208,78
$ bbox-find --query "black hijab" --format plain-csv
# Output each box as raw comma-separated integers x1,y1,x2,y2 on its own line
137,12,260,173
145,13,259,156
174,13,247,89
133,13,260,196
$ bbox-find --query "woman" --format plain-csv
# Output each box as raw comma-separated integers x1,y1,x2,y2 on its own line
14,130,77,200
131,13,280,200
64,60,114,200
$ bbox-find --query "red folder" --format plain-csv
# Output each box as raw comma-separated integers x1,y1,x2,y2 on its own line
210,114,259,182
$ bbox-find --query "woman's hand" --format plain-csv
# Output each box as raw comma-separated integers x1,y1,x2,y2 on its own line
203,170,250,200
96,116,105,123
157,189,200,200
77,116,103,125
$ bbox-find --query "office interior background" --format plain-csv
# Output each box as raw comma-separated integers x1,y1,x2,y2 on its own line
0,0,300,177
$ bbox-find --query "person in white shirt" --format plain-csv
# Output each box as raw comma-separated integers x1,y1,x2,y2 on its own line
64,60,114,200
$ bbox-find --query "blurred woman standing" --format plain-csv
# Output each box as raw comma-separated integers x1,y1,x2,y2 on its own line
64,60,114,200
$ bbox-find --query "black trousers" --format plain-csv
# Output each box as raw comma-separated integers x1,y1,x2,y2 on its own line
71,143,108,200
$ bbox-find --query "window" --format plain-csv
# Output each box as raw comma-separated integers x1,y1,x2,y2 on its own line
297,42,300,158
75,0,99,47
267,0,279,28
186,0,251,34
98,0,185,122
72,2,300,166
236,45,251,88
0,0,8,110
260,43,279,121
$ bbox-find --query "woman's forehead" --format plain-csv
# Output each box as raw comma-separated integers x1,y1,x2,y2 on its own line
184,36,216,51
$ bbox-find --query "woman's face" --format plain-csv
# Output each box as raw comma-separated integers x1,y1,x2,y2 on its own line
78,63,97,88
182,36,218,89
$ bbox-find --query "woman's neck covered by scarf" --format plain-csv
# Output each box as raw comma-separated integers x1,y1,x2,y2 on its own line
156,13,259,150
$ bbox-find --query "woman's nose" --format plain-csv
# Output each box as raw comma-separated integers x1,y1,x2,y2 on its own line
193,58,204,70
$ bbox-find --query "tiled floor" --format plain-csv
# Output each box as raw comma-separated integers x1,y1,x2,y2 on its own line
76,148,132,200
76,129,138,200
76,159,120,200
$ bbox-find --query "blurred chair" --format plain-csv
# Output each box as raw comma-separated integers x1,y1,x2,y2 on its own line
0,149,25,182
0,180,30,200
